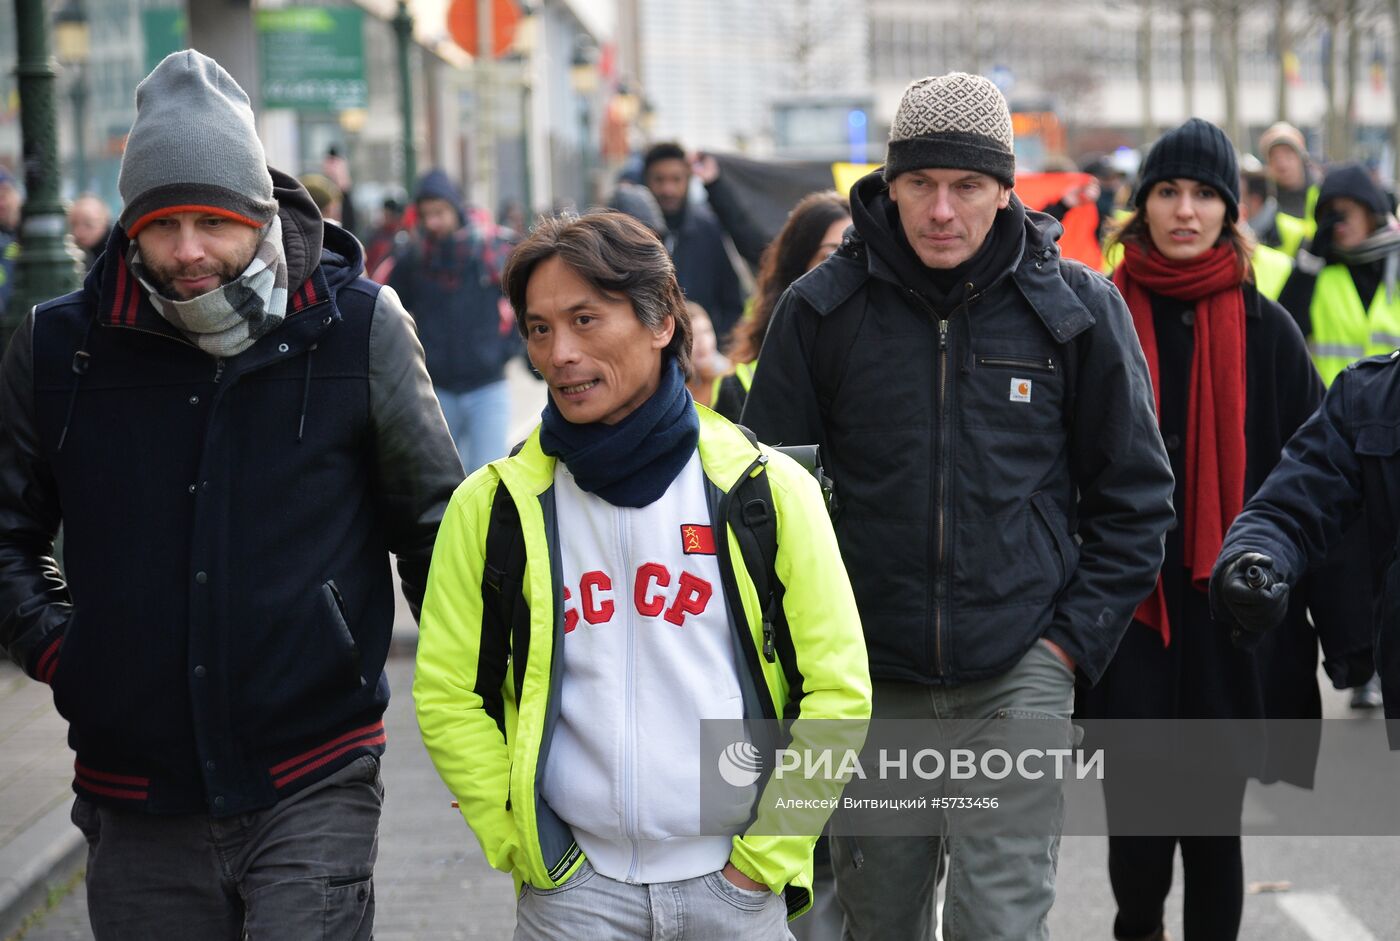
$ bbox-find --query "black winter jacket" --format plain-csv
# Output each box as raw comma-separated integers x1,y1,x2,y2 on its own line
1219,349,1400,742
0,171,464,815
1078,285,1372,787
742,172,1174,686
666,201,745,338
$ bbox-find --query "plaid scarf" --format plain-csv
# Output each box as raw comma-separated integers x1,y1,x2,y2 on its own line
128,215,289,357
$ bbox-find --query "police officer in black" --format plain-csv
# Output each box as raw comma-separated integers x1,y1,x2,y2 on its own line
1213,351,1400,732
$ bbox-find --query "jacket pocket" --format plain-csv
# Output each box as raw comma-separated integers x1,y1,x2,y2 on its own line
975,353,1057,374
1030,491,1079,594
1355,423,1400,457
322,580,364,689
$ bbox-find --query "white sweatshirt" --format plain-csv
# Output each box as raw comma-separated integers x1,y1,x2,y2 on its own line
539,452,751,884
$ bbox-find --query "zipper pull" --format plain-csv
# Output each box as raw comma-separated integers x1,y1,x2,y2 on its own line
762,618,776,663
213,358,225,383
939,318,949,351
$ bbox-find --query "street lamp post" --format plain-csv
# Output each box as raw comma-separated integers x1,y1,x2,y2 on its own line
8,0,83,344
54,0,90,194
392,1,416,196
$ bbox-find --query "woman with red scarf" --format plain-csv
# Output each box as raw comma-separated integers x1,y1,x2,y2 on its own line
1076,119,1369,941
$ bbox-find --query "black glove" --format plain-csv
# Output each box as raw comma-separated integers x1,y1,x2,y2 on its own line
1301,209,1341,267
1212,552,1290,643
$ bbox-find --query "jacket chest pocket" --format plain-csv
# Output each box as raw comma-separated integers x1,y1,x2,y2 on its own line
962,346,1065,430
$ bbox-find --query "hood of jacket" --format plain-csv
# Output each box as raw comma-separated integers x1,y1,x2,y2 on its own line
414,168,468,226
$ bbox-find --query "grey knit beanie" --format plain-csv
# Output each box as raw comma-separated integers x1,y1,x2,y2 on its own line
884,73,1016,187
118,51,277,236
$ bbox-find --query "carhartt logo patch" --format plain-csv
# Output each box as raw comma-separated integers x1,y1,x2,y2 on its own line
681,524,716,555
1010,378,1032,402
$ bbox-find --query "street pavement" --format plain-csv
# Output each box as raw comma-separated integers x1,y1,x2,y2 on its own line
7,362,1400,939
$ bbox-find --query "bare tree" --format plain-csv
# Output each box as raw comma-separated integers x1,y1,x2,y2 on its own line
1392,0,1400,181
1220,0,1243,147
1343,0,1361,156
1182,1,1197,114
1210,0,1245,147
1140,0,1157,141
1276,0,1292,122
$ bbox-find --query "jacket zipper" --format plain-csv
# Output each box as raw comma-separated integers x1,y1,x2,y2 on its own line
935,316,949,676
906,287,953,677
976,354,1055,374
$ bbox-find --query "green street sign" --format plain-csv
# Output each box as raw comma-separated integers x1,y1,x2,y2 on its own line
257,7,367,112
142,9,189,74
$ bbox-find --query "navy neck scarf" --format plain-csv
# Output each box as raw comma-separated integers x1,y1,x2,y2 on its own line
540,357,699,508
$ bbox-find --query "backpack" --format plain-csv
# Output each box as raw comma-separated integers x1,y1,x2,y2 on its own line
480,433,830,717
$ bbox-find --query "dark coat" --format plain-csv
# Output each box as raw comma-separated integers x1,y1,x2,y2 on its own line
666,201,745,338
0,171,464,816
392,170,519,394
388,224,517,394
1220,348,1400,745
1077,284,1372,786
741,172,1174,688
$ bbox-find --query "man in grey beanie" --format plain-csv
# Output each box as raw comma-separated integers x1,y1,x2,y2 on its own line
0,51,463,938
742,72,1173,939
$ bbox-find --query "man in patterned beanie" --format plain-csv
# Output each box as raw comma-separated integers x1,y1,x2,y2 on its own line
742,71,1172,939
0,50,463,937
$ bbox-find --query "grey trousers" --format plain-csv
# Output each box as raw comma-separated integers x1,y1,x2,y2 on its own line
72,754,383,941
514,860,794,941
832,641,1075,941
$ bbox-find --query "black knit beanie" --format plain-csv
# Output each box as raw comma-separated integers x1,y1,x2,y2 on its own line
1317,163,1390,221
1134,118,1240,220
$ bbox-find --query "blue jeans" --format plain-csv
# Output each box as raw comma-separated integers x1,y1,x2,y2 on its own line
515,860,793,940
436,380,510,474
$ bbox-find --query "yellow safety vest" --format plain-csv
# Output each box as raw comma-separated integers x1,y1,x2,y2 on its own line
1308,263,1400,385
1250,244,1293,301
1274,185,1319,258
711,359,757,403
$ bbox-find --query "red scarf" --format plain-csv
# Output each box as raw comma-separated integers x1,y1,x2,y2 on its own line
1113,243,1247,646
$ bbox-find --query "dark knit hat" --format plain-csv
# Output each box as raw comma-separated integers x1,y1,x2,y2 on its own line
118,51,277,236
1134,118,1241,220
884,73,1015,187
1317,163,1390,222
413,169,467,226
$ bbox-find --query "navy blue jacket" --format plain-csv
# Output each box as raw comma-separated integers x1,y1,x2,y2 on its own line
666,201,745,338
1219,350,1400,737
0,173,463,815
390,171,518,394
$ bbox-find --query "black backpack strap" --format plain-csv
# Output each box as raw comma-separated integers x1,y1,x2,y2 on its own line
726,438,806,719
482,482,530,724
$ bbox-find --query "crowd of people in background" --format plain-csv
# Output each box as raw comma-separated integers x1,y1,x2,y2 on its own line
10,51,1400,941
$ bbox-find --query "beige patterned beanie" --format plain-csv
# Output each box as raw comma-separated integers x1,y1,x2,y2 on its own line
884,72,1015,187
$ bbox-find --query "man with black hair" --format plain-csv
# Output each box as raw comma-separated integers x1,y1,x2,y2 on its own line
643,142,745,336
414,210,871,939
390,169,518,473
